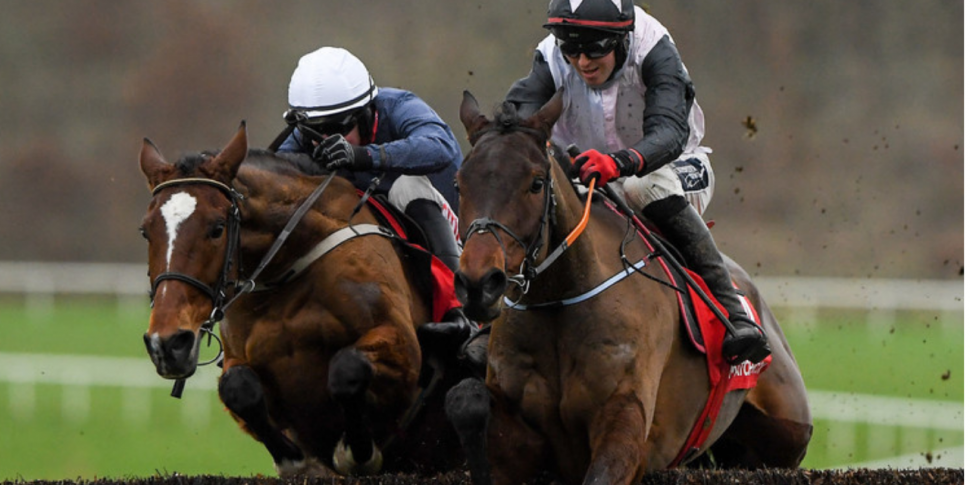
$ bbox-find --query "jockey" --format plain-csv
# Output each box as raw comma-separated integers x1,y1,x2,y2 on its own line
505,0,770,365
277,46,476,354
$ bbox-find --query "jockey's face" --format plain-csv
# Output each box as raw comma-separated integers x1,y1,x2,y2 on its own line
566,50,616,87
344,124,362,145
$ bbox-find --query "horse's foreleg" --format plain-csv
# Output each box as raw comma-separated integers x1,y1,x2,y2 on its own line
487,393,550,485
584,391,650,485
328,347,383,476
218,364,306,474
446,377,492,485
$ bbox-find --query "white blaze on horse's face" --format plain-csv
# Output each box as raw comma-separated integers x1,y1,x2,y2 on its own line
160,192,197,269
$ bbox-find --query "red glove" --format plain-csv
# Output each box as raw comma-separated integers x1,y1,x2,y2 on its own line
572,149,643,187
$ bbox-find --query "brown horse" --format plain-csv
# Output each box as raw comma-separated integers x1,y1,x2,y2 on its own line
445,92,812,485
138,123,465,477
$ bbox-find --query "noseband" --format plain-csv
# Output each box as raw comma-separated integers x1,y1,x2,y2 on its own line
463,167,554,294
149,177,243,333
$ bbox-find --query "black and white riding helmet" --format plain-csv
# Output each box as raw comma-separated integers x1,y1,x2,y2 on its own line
284,47,379,145
544,0,634,80
287,47,378,118
544,0,635,38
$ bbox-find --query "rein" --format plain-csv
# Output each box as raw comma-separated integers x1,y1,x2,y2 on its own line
463,161,596,301
151,170,440,445
463,140,658,311
223,172,337,299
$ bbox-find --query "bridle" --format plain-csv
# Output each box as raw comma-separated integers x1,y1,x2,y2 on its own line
462,123,558,297
149,170,341,324
463,166,555,296
149,177,243,338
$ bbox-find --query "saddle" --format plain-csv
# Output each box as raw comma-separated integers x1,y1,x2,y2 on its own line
360,193,461,323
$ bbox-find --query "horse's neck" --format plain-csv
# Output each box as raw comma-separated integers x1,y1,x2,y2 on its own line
235,169,361,277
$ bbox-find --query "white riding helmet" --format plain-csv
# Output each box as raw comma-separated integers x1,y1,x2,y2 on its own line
287,47,378,118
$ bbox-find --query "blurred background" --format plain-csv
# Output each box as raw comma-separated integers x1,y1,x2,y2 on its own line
0,0,962,278
0,0,962,479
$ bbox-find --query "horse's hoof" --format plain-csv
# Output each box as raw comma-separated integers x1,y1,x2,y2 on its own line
460,332,489,377
274,457,306,477
275,456,342,478
332,436,383,476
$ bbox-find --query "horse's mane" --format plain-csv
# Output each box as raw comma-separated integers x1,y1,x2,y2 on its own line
245,149,320,176
486,102,572,177
173,151,217,176
492,101,525,135
174,148,320,178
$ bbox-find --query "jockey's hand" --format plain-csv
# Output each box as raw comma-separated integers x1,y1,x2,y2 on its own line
571,149,642,187
313,135,373,172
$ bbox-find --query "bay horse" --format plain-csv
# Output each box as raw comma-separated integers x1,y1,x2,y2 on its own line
138,123,465,477
445,91,812,485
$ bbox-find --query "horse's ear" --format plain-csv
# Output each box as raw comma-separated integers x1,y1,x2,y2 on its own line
204,121,248,182
459,91,490,145
526,88,564,139
139,138,175,190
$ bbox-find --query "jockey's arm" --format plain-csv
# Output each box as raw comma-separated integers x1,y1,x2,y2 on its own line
627,35,693,176
362,92,461,176
505,50,558,119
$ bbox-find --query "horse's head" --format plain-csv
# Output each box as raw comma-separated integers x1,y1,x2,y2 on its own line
138,123,248,379
453,91,563,322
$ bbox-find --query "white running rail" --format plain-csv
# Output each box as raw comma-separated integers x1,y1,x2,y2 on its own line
0,261,962,312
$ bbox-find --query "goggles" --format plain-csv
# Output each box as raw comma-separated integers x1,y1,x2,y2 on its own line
557,35,620,59
300,111,357,138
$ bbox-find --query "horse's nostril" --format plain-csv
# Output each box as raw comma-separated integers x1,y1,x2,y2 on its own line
482,269,508,300
167,329,198,360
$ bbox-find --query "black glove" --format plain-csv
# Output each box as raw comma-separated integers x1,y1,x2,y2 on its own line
312,135,373,172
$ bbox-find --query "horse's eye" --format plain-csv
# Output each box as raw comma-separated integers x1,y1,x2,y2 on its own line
453,178,461,195
138,226,148,240
208,221,226,239
529,177,545,194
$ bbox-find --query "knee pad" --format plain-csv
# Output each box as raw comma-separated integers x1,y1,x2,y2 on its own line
388,175,443,211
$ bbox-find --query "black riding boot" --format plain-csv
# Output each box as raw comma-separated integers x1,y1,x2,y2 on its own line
405,199,461,272
406,199,480,368
645,197,770,365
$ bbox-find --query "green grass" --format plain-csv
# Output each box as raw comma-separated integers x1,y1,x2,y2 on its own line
0,384,275,479
0,296,150,358
0,297,962,478
0,296,274,480
777,307,963,468
780,308,963,402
